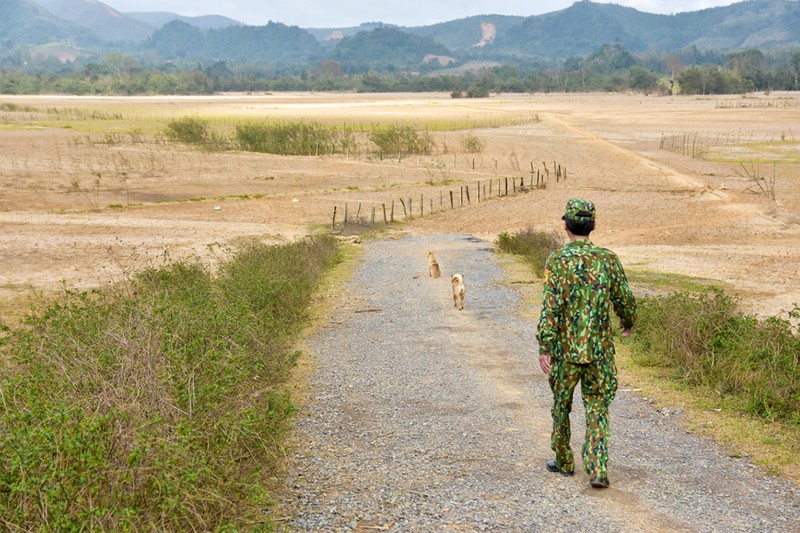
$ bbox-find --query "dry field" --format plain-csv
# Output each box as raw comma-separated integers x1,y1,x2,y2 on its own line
1,92,799,323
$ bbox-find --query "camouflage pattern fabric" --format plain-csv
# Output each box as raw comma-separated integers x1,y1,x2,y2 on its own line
548,356,617,477
537,238,636,478
536,239,636,363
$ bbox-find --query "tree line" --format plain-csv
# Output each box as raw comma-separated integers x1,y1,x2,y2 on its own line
1,44,798,96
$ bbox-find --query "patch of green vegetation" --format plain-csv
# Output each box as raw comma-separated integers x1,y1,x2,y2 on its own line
629,289,800,424
370,124,434,159
461,134,486,153
165,116,211,144
494,227,562,276
0,125,43,131
627,270,726,293
615,341,800,483
236,120,356,156
0,235,341,529
706,141,800,164
164,116,231,151
707,156,800,164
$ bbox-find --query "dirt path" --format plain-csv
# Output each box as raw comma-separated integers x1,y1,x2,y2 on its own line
281,234,800,531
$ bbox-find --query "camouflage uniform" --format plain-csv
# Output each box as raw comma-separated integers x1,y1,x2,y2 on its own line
536,199,637,480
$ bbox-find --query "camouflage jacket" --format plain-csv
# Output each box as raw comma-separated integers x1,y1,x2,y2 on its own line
536,239,637,364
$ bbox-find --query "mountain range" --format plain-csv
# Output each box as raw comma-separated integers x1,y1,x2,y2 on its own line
2,0,799,68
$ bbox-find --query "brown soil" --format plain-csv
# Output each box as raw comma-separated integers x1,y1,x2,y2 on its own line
1,92,799,322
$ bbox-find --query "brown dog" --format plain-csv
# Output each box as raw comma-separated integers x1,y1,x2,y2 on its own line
428,251,441,278
451,273,466,310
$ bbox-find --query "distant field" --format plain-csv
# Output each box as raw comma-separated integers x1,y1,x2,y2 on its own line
0,91,799,324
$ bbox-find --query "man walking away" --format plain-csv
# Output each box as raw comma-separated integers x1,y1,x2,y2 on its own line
536,198,637,489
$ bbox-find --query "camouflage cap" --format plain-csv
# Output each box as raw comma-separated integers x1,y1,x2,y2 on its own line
562,198,596,221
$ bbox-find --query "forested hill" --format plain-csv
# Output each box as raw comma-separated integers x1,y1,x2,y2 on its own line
327,27,454,70
488,0,800,57
0,0,102,49
2,0,800,69
147,21,324,64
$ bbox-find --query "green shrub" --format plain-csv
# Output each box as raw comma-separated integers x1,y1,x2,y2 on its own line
0,235,340,530
495,227,562,277
165,116,211,144
369,124,434,158
236,121,355,155
461,134,485,153
630,290,800,423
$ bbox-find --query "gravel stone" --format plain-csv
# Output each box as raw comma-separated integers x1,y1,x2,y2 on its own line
282,234,800,532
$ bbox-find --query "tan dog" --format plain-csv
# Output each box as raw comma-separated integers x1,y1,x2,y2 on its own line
451,273,466,310
428,251,441,278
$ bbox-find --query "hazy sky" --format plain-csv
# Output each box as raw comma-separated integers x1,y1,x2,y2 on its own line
104,0,742,28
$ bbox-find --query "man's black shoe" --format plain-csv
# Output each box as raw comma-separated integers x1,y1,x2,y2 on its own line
546,460,574,476
589,477,610,488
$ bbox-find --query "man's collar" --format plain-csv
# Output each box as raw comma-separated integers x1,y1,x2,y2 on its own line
567,238,593,246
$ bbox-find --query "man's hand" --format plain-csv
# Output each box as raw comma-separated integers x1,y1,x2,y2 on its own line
539,353,551,375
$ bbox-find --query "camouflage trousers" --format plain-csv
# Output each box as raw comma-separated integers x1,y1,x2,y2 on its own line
548,356,618,478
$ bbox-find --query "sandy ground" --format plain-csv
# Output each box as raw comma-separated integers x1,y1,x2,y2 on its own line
1,91,799,323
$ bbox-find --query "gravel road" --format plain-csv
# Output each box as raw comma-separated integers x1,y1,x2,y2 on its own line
282,234,800,532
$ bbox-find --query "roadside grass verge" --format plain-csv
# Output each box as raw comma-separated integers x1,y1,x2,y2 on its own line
629,289,800,424
495,228,800,483
0,235,341,530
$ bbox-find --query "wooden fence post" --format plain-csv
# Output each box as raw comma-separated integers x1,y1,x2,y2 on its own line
356,203,362,224
383,203,388,224
344,203,348,225
449,190,454,209
399,197,407,219
465,185,471,204
331,206,337,231
530,161,535,188
420,194,424,217
391,200,395,222
477,180,481,202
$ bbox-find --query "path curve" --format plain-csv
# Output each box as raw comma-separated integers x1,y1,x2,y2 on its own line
282,234,800,532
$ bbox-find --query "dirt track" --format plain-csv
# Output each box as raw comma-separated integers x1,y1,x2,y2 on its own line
281,234,800,531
